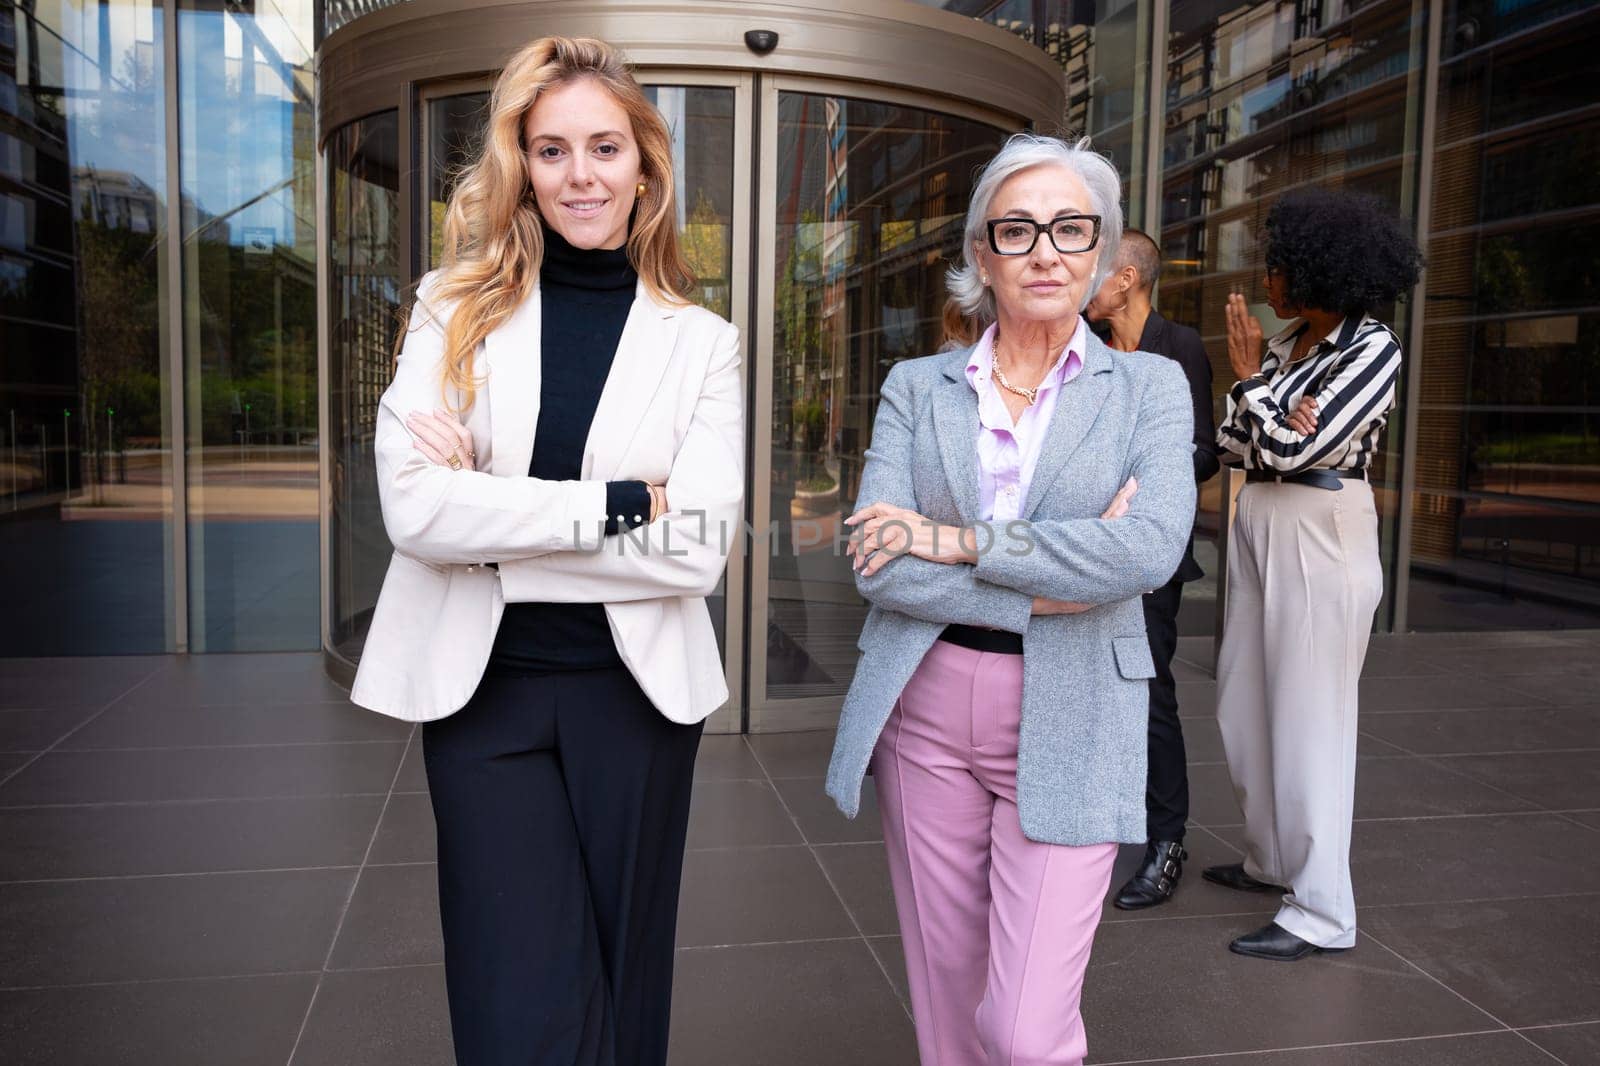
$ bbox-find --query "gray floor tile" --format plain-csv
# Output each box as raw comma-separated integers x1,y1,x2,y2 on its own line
327,863,443,971
694,734,766,780
865,935,910,1010
668,940,917,1066
773,776,881,843
0,974,315,1066
0,743,407,805
1494,671,1600,707
1417,643,1600,677
1360,894,1600,1028
1114,1031,1558,1065
292,966,454,1066
63,700,410,749
1359,675,1551,713
813,842,899,936
1352,759,1539,820
0,795,383,880
1567,810,1600,831
1358,644,1452,678
394,740,429,792
1521,1020,1600,1064
0,656,171,711
1082,919,1500,1062
368,792,437,865
0,753,34,780
0,868,354,985
677,846,856,947
1209,813,1596,908
1361,706,1600,755
0,707,100,751
115,653,348,708
1439,750,1600,810
1186,762,1245,826
686,780,803,849
1175,680,1217,719
1387,631,1579,652
1180,716,1228,763
1170,657,1215,684
745,730,838,778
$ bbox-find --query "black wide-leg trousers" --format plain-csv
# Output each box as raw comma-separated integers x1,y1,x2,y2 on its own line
1140,576,1190,842
422,667,703,1066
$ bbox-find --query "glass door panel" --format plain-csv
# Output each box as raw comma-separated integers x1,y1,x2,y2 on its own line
751,88,1007,730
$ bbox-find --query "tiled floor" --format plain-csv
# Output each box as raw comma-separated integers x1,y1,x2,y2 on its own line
2,632,1599,1065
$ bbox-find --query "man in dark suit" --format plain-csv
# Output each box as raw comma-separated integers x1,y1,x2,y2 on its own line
1086,228,1220,909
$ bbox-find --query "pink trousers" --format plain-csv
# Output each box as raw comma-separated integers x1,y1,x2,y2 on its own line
872,640,1118,1066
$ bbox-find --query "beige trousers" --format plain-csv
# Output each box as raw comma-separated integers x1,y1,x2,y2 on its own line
1216,479,1383,948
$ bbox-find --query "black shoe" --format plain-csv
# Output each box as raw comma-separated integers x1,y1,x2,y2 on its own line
1113,840,1187,910
1201,862,1287,894
1229,922,1350,962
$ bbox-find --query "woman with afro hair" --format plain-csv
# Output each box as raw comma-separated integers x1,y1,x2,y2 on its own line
1207,188,1422,962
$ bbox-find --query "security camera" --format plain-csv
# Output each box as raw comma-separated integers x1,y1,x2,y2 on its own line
744,29,779,55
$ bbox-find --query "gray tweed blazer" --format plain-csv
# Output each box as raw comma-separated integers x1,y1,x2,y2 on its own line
825,329,1197,846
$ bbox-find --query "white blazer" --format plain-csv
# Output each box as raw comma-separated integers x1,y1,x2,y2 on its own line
350,271,745,725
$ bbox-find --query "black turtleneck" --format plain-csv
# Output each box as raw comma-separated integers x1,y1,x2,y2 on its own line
489,228,652,674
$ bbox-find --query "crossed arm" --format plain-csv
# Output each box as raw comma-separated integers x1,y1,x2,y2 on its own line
847,360,1195,625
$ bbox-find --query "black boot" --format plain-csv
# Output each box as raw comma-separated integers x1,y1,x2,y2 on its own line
1113,840,1186,910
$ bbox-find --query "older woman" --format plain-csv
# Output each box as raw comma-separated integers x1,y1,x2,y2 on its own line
1208,188,1422,962
826,134,1196,1066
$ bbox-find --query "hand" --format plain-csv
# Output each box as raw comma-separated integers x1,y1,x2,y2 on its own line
406,409,477,471
1032,596,1092,616
1286,395,1318,436
1224,293,1264,382
844,502,976,576
1102,476,1137,520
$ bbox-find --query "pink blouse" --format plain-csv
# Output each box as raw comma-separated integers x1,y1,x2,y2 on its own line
964,318,1087,522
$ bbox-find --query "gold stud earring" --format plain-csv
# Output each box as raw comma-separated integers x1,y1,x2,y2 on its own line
636,181,647,197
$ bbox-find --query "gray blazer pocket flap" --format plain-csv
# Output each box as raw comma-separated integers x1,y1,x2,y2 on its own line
1112,635,1157,680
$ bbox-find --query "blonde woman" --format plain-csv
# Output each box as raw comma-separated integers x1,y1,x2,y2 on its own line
349,37,743,1066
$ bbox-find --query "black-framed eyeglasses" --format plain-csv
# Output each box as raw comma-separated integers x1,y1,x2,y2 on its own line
985,214,1102,256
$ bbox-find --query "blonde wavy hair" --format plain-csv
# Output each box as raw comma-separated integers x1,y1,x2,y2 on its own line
406,36,694,410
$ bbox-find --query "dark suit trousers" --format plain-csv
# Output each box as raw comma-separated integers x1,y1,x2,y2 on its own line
423,667,703,1066
1140,577,1189,842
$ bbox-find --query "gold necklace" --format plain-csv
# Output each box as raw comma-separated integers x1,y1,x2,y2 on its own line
991,349,1039,405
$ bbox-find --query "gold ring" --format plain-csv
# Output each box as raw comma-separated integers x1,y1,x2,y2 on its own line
446,454,462,471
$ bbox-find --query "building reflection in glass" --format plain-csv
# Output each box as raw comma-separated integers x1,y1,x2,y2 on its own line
763,93,1004,706
2,0,175,653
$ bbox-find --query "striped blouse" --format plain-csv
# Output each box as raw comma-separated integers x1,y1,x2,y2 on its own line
1217,315,1402,474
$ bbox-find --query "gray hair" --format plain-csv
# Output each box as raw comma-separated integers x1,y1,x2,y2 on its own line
947,132,1124,323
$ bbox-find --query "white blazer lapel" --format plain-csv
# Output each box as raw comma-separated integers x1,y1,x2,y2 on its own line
584,281,679,481
484,284,541,477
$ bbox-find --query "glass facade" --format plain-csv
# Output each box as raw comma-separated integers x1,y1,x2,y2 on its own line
1403,0,1600,628
8,0,1596,675
3,0,315,654
3,0,174,654
176,0,318,651
1158,0,1428,634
